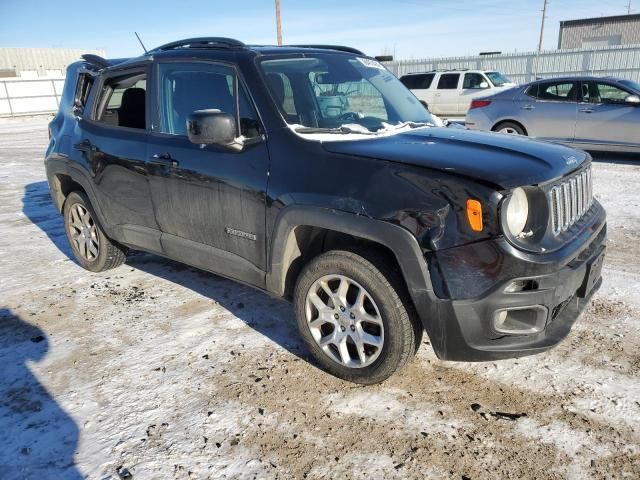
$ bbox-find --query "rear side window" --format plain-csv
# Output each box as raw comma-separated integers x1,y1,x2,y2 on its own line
95,72,147,129
527,82,577,102
401,73,434,89
437,73,460,90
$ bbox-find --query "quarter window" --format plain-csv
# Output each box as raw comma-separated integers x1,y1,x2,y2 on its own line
437,73,460,90
158,63,261,138
95,72,147,129
74,73,94,115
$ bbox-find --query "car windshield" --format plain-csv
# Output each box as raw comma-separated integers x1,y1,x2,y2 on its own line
619,79,640,93
259,54,434,134
486,71,512,87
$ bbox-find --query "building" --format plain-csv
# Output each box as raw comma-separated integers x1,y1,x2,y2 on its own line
558,14,640,49
0,47,106,79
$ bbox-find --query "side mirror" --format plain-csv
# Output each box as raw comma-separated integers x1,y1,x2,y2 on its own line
479,81,490,89
187,110,236,146
624,94,640,105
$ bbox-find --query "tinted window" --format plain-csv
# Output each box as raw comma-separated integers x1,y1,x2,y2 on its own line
584,82,632,104
463,73,486,89
96,72,146,129
401,73,434,89
74,73,94,115
529,81,577,102
437,74,460,90
158,63,260,138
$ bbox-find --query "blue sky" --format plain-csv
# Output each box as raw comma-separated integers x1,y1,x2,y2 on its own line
0,0,635,59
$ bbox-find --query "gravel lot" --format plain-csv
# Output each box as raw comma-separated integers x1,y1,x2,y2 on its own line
1,116,639,479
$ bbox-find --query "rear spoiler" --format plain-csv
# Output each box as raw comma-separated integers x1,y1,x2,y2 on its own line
80,54,131,72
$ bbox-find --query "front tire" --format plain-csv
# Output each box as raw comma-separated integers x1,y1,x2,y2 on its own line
63,191,127,272
293,249,422,384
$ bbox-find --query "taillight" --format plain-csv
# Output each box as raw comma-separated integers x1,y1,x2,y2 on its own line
470,100,492,109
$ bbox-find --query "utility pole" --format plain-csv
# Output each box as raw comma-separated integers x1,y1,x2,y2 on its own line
627,1,632,14
275,0,283,46
537,0,548,52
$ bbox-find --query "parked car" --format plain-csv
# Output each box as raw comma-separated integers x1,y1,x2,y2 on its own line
45,38,606,384
400,69,516,116
465,76,640,153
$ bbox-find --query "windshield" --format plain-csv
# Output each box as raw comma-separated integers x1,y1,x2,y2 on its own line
259,54,433,133
620,79,640,93
486,71,512,87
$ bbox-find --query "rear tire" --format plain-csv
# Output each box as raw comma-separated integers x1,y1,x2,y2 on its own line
63,191,127,272
293,249,422,384
493,121,526,135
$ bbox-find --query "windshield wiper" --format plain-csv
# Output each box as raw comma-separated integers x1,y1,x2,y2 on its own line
294,126,375,135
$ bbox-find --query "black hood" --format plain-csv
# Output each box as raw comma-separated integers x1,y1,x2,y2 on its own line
321,127,588,189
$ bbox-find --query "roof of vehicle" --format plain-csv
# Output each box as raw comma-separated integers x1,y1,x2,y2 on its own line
526,75,637,85
81,38,376,72
400,69,503,77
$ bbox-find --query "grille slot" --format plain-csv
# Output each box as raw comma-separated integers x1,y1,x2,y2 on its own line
549,166,593,235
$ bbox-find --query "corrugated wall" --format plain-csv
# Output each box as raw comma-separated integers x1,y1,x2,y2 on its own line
0,47,106,77
559,18,640,49
384,44,640,84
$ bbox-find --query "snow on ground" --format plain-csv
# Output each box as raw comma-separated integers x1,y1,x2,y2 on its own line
0,117,639,479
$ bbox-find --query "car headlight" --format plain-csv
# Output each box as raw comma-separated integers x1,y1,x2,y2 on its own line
504,187,529,236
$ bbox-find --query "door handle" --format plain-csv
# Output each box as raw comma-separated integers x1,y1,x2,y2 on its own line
579,108,594,114
150,153,179,167
521,104,535,110
73,139,96,152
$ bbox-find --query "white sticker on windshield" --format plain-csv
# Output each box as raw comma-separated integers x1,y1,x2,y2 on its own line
356,57,386,70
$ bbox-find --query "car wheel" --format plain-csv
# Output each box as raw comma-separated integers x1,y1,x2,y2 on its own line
494,121,526,135
63,191,127,272
293,249,422,384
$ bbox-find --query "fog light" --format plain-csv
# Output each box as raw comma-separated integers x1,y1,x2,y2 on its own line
493,306,548,335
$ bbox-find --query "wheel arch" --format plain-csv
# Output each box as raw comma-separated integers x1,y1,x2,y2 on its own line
266,206,437,328
492,119,528,136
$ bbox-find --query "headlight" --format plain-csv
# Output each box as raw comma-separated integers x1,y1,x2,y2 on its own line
505,188,529,236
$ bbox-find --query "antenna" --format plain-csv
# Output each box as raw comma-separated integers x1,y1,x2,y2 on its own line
135,32,148,54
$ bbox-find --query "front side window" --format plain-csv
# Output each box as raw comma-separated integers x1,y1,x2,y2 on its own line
530,82,577,102
260,55,432,133
437,73,460,90
463,73,486,89
584,82,632,104
95,72,146,129
158,62,261,138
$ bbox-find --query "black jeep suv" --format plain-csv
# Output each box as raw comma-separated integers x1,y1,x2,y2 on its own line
45,38,606,384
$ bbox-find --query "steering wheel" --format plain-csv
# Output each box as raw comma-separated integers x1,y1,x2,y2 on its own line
336,112,362,123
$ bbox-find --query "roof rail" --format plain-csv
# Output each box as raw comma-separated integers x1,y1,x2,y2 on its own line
148,37,246,53
289,44,365,55
81,54,111,70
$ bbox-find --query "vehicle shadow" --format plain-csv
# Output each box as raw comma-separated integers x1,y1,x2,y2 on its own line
22,181,311,365
0,308,82,479
22,181,74,260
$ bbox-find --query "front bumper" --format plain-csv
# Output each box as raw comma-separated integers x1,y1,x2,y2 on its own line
422,202,607,361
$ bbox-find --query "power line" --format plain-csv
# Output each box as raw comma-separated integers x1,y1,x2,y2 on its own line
538,0,549,52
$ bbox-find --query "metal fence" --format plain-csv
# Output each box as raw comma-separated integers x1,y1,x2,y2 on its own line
0,78,65,117
384,44,640,84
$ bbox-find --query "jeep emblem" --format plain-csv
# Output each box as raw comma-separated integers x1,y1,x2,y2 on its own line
563,155,579,166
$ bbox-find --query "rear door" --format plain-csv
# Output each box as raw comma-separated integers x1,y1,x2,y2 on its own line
146,60,269,287
574,81,640,151
81,67,162,253
433,73,460,116
516,80,578,143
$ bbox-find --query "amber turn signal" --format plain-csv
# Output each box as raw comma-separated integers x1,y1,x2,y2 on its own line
466,199,483,232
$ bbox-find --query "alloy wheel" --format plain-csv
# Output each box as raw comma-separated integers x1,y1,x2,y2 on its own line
68,203,100,261
304,274,384,368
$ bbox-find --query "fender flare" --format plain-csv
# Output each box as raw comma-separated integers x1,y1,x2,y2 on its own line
266,205,439,328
